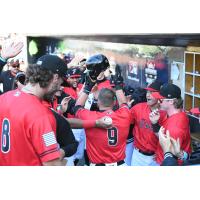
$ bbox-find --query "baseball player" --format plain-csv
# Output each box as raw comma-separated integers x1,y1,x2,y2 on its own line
0,55,67,166
130,80,167,166
125,87,147,166
48,85,114,166
60,67,85,165
63,67,83,100
150,83,191,165
74,61,131,166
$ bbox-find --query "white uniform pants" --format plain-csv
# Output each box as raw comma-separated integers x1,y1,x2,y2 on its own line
131,148,158,166
125,142,134,166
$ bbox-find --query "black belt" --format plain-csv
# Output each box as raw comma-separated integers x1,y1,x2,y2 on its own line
94,160,125,166
136,148,155,156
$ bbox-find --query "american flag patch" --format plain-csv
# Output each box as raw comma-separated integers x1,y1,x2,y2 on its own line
42,132,57,147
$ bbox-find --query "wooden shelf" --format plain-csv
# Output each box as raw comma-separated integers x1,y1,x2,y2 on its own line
184,94,193,111
195,76,200,94
185,74,193,93
194,97,200,107
195,54,200,73
185,53,194,73
184,52,200,117
185,72,200,76
185,92,194,96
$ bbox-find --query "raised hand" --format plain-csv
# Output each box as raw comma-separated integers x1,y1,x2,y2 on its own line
83,73,97,94
149,108,160,124
170,137,181,157
60,96,72,113
1,39,24,60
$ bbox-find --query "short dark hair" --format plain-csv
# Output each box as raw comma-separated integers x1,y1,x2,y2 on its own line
98,88,115,107
25,64,54,88
173,97,183,109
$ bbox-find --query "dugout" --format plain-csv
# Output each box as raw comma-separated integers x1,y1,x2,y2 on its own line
26,34,200,136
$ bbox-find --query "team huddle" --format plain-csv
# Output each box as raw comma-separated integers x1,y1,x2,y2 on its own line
0,40,193,166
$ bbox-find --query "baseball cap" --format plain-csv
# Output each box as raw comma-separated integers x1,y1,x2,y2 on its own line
190,107,200,115
144,80,162,92
152,83,181,99
36,55,67,77
66,67,81,78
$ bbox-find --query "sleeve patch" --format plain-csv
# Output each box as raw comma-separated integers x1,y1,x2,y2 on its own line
42,132,57,147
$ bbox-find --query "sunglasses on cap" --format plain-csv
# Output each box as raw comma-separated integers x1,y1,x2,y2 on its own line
158,98,176,103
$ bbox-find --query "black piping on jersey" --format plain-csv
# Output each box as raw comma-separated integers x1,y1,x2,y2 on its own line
74,103,128,115
39,147,59,158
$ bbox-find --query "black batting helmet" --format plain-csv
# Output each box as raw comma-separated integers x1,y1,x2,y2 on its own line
85,54,110,79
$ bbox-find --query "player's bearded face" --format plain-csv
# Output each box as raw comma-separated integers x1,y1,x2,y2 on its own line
67,77,78,89
43,76,63,102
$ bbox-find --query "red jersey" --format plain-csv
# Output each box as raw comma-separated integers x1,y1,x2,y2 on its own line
75,104,131,164
155,111,191,164
63,83,83,99
0,90,60,166
130,102,167,152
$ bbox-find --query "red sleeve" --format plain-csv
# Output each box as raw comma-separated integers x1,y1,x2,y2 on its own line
30,113,60,163
158,110,167,124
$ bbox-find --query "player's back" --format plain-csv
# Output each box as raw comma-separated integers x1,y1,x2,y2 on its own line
76,104,131,164
0,89,56,166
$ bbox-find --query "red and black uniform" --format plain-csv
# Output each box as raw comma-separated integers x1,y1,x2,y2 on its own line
63,83,83,100
42,101,78,157
74,104,131,164
0,89,60,166
155,111,191,164
130,102,167,153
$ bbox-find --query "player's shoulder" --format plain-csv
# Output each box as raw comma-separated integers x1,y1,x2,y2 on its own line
0,70,9,75
0,89,18,99
130,102,147,111
115,104,131,115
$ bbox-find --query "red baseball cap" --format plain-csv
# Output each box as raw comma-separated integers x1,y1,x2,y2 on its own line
190,107,200,115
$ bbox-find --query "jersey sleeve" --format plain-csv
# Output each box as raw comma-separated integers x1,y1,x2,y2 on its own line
30,114,61,163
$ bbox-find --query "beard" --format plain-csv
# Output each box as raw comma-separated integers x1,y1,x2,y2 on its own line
43,88,59,102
